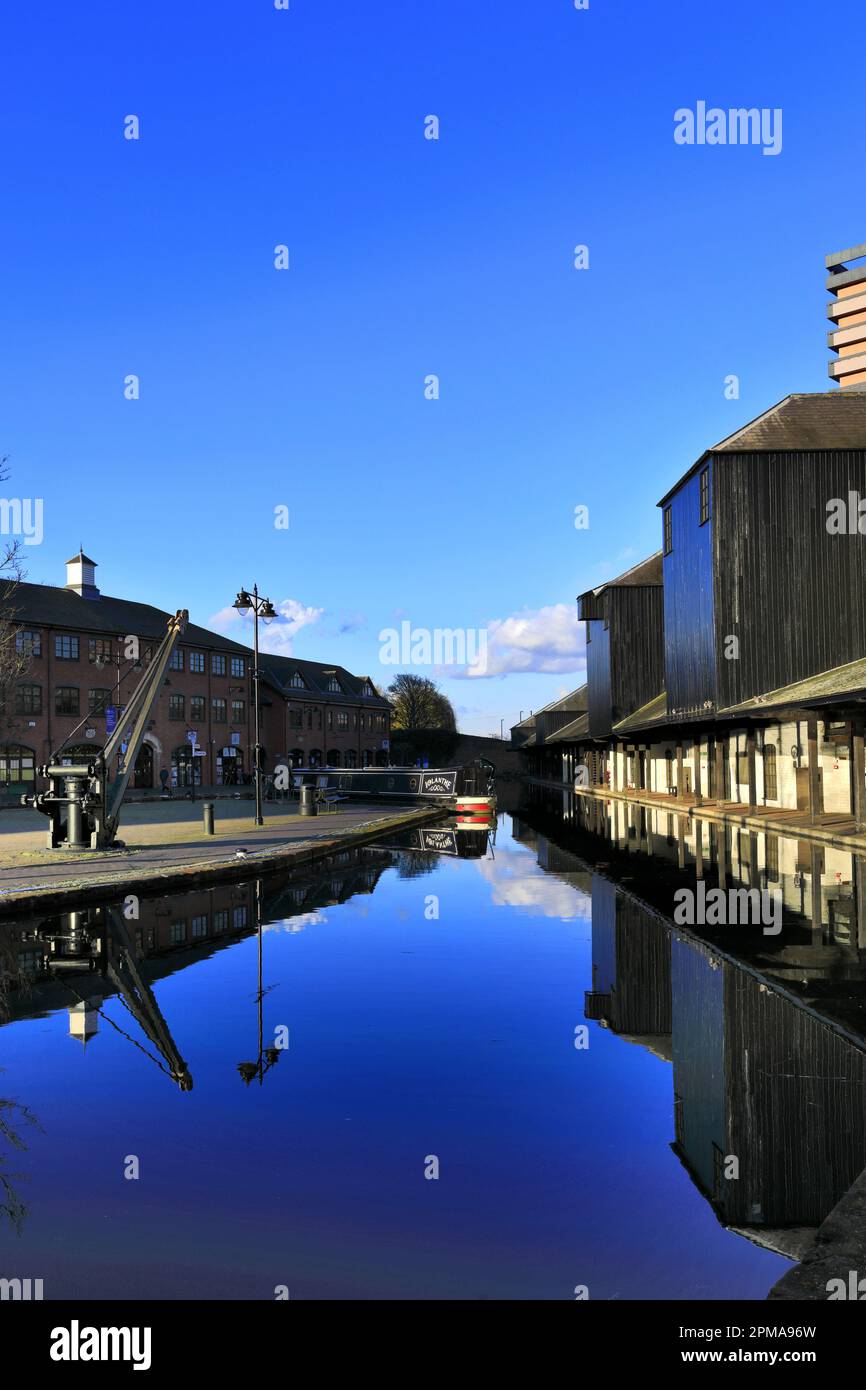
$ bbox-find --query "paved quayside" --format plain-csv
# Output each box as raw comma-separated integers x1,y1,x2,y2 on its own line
0,798,447,915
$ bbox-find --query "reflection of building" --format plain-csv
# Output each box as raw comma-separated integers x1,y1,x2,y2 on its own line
523,795,866,1242
2,551,391,795
584,875,672,1059
671,933,866,1238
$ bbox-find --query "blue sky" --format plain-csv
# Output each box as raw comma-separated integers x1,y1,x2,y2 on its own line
1,0,863,734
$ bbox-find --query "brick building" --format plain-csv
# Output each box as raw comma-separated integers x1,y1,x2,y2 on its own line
1,552,391,791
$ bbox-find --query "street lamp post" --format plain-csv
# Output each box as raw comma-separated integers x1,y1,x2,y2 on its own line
233,585,277,827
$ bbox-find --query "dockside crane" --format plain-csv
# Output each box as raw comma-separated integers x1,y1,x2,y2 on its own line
22,610,188,850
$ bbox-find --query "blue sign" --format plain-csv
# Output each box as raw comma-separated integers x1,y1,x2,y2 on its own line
106,706,117,734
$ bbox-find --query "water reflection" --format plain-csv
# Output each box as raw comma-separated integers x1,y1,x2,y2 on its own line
522,787,866,1264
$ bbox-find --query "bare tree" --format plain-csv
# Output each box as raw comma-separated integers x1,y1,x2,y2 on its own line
387,673,457,731
0,457,27,742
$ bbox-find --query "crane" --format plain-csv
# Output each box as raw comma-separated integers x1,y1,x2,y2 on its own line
22,609,188,850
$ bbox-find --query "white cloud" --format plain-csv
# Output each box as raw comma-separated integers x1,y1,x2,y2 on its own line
450,602,585,678
208,598,324,658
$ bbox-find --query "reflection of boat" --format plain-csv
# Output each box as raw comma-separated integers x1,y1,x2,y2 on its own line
369,824,491,858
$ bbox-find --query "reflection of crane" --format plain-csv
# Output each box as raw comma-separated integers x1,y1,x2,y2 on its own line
32,905,192,1090
22,610,188,849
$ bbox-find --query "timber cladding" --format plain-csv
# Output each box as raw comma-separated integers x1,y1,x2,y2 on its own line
715,450,866,707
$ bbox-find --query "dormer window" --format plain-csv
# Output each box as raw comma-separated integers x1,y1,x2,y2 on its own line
361,680,377,697
288,672,306,689
325,676,341,693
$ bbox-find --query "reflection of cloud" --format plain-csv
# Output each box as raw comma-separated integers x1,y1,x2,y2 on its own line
263,912,327,934
474,848,591,920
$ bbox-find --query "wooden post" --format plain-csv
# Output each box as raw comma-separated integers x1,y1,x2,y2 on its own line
676,741,684,801
694,817,704,879
715,736,725,805
747,726,757,814
811,843,823,942
717,823,728,891
807,714,820,826
693,736,703,807
851,719,866,832
856,854,866,950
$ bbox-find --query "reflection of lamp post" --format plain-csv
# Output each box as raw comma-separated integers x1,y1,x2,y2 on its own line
232,586,277,827
237,881,281,1085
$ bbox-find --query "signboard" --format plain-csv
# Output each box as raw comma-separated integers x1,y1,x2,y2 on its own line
230,732,241,746
106,707,117,734
381,739,390,750
187,729,197,746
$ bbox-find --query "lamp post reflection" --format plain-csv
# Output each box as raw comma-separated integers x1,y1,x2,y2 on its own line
237,881,281,1086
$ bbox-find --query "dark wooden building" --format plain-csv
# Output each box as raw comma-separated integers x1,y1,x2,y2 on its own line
577,553,664,737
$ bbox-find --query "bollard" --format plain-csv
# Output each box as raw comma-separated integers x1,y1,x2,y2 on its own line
299,785,317,817
202,801,215,835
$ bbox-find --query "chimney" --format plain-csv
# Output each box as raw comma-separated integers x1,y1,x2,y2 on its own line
827,243,866,389
65,550,100,599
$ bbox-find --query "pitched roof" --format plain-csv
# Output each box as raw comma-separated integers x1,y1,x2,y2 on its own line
257,653,390,706
578,551,662,603
8,582,390,701
9,582,250,655
658,392,866,505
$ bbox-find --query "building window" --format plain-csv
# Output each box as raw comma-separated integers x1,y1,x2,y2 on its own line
16,630,42,658
361,680,376,696
88,688,111,716
763,743,778,800
189,651,205,673
360,713,366,731
345,749,357,768
327,749,342,767
663,505,673,555
325,676,341,693
211,653,226,676
170,921,186,945
289,672,305,689
191,915,208,939
0,744,36,785
289,709,303,729
699,467,710,525
233,906,247,929
55,635,79,661
765,834,779,884
190,695,206,722
55,686,79,715
231,656,245,678
212,698,227,722
336,711,349,731
231,700,245,722
169,649,184,671
14,683,41,715
213,910,228,933
89,638,114,664
169,694,185,720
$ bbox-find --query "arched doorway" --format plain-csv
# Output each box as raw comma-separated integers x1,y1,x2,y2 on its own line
308,748,322,769
289,748,304,768
362,749,374,768
218,747,244,786
375,749,388,767
344,749,357,768
133,742,154,789
326,749,342,767
173,744,202,788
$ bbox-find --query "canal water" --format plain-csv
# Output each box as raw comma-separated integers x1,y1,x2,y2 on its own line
2,798,862,1301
